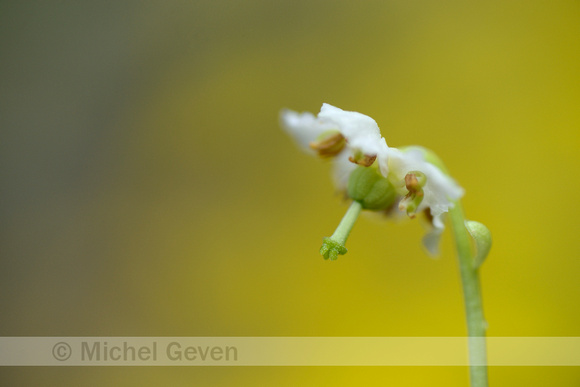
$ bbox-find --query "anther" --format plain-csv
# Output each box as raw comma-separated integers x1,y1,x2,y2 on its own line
309,131,346,157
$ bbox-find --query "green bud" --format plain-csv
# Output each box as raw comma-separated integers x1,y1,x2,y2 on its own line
465,220,492,268
347,166,397,210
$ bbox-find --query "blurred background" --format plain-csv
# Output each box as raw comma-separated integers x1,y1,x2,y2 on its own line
1,1,579,385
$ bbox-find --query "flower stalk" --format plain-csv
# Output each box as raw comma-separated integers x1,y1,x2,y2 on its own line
449,200,488,387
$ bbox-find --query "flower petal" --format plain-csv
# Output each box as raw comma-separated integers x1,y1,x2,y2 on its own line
318,103,384,156
381,147,463,215
420,162,463,217
422,213,445,257
331,151,358,191
279,109,335,153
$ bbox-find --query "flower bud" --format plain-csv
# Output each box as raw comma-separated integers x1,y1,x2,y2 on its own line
465,220,492,268
347,166,397,210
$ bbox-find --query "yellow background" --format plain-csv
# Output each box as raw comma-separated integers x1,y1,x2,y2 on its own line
1,1,579,385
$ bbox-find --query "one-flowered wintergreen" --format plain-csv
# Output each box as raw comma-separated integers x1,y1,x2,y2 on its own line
280,103,463,256
280,103,491,387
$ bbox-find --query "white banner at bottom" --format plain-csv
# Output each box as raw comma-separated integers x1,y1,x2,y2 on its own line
0,337,578,366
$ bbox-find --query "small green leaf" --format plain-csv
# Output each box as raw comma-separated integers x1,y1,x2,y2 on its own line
465,220,492,268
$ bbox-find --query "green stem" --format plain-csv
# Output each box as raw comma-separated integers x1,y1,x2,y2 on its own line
448,201,488,387
330,200,362,245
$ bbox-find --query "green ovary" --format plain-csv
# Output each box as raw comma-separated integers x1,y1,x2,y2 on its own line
347,166,397,210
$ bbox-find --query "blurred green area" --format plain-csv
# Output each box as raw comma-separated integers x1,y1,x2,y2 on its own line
1,1,579,385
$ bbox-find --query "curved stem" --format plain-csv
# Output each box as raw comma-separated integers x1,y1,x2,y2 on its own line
448,201,488,387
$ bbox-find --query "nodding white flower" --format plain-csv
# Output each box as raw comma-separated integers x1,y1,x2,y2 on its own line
281,103,463,256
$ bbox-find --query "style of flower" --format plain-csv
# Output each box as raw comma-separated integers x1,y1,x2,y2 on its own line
280,103,464,256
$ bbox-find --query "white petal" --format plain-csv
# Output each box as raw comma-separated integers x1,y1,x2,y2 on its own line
382,147,464,214
419,162,464,217
331,151,357,192
279,109,335,153
422,213,445,257
348,135,387,157
375,138,391,177
318,103,384,155
384,148,422,177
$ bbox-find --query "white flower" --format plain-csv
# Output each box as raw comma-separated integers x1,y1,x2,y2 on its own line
281,103,464,256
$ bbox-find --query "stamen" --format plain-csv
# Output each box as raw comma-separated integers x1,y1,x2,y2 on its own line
399,171,427,218
309,131,346,157
349,153,377,167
